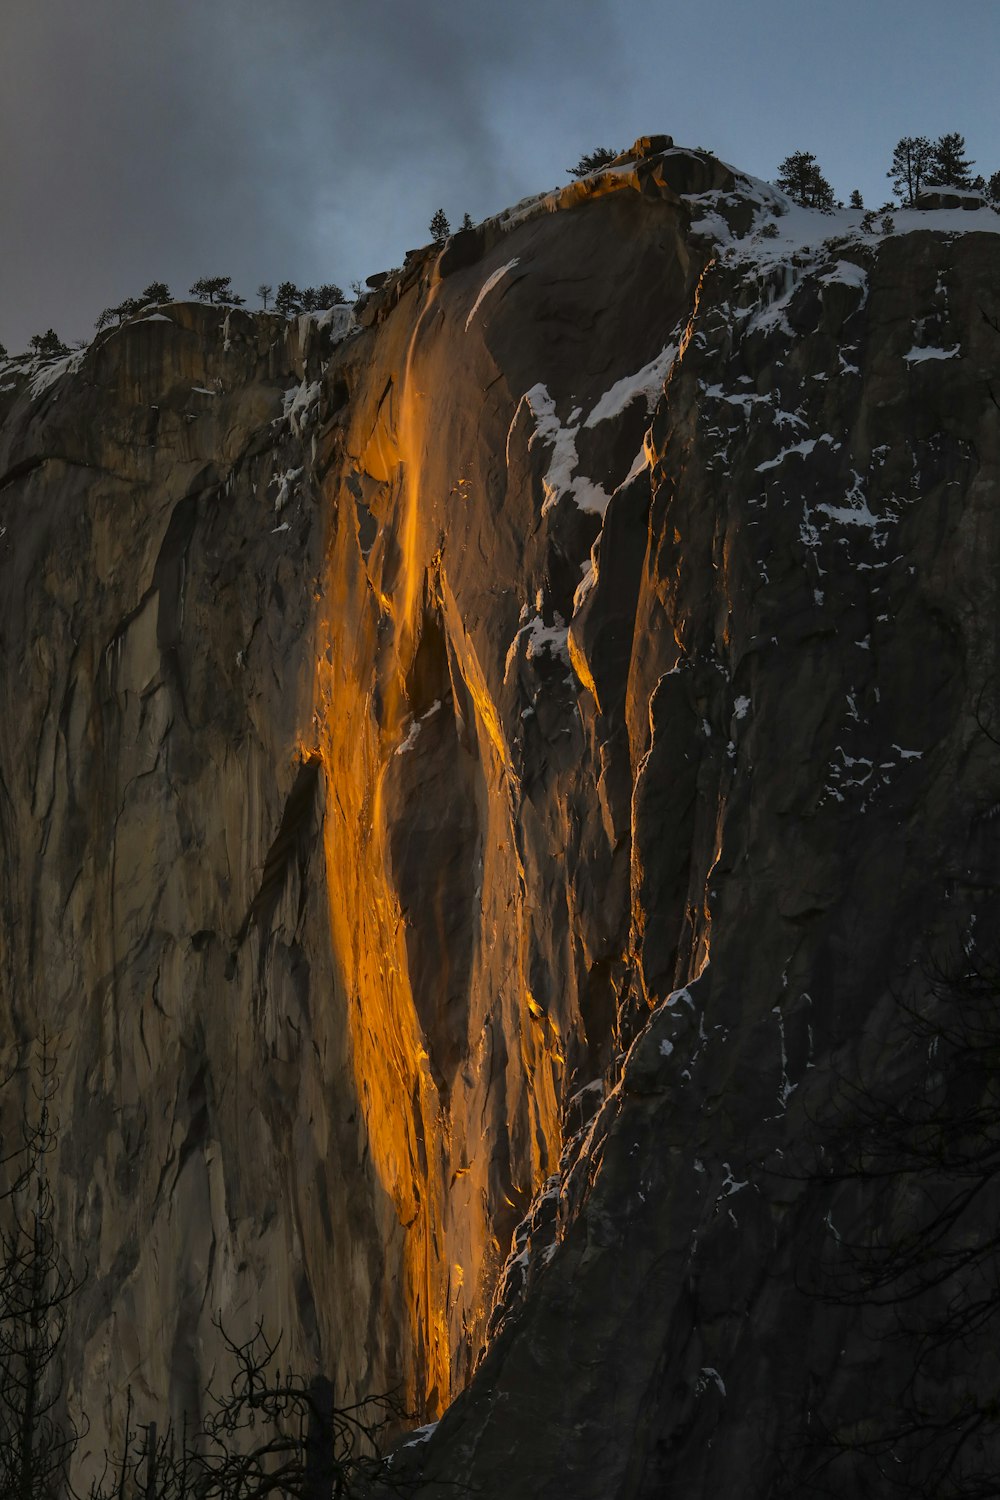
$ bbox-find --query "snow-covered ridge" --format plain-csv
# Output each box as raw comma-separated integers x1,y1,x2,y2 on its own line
2,348,89,404
692,167,1000,269
296,302,356,343
479,145,727,240
475,136,998,261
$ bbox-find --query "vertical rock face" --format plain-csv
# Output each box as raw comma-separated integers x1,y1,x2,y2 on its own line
1,145,999,1495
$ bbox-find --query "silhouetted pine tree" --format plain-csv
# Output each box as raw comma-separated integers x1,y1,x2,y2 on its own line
888,136,934,205
189,276,244,305
428,209,450,241
776,151,835,209
274,281,302,317
928,132,975,189
298,284,347,311
27,331,69,359
568,146,620,177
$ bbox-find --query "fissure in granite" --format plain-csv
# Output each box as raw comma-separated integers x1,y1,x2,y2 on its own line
1,140,999,1498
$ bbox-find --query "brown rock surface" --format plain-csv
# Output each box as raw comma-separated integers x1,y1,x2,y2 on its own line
1,147,999,1496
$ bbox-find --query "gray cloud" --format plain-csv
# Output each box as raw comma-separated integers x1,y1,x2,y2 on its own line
0,0,633,348
3,0,998,351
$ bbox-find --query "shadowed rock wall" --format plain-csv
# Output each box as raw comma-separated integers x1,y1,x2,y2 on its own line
1,145,998,1495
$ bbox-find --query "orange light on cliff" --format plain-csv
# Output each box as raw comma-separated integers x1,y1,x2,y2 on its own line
306,287,466,1420
676,257,715,369
306,268,572,1419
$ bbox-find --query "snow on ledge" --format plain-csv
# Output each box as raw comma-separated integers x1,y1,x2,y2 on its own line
503,613,570,683
508,382,612,518
585,342,678,427
27,349,86,401
904,344,961,363
465,258,520,331
756,437,832,473
282,379,322,437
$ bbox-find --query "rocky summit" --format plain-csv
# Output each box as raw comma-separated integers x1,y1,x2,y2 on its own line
2,139,1000,1497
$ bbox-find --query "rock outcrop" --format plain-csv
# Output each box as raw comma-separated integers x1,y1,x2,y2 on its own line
2,144,999,1497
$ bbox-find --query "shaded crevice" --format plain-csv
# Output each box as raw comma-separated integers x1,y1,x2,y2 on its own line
0,453,114,495
233,754,323,965
153,492,200,722
386,611,483,1098
0,454,47,493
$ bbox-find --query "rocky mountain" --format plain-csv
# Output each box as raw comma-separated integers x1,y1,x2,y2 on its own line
2,136,999,1497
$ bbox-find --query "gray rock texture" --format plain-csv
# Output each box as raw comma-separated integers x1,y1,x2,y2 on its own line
1,145,999,1496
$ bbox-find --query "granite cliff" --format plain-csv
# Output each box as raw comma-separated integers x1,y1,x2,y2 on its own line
1,138,999,1496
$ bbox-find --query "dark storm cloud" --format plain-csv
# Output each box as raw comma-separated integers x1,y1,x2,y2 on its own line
0,0,631,349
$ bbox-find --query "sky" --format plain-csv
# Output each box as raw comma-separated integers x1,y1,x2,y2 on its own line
2,0,999,352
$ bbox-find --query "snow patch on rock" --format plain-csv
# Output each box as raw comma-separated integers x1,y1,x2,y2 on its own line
904,344,961,363
510,383,612,518
271,467,303,514
504,613,571,683
282,379,322,438
465,258,520,331
584,342,678,427
28,349,86,402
